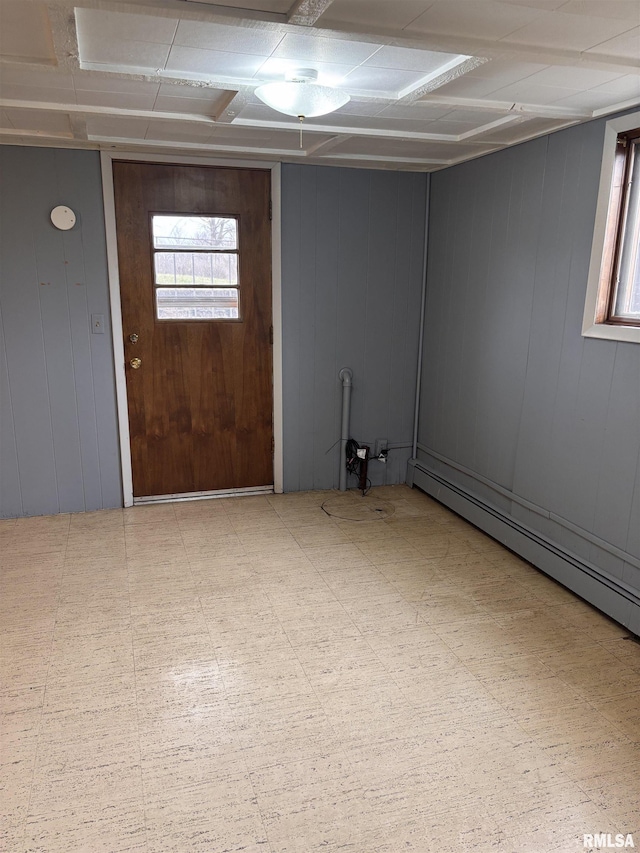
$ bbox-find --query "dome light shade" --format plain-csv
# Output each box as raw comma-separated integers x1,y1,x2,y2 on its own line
255,68,350,118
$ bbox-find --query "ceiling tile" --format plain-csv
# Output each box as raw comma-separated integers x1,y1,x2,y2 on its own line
0,1,55,63
75,9,178,46
158,82,231,99
75,90,159,111
183,0,292,12
558,1,640,21
329,100,387,117
145,120,215,141
323,0,431,29
72,76,161,96
341,66,425,94
254,56,354,85
86,117,151,138
439,108,512,124
214,125,308,149
585,26,640,59
0,84,76,105
378,103,453,120
503,11,636,50
173,20,284,55
551,89,634,109
433,74,528,99
487,80,580,103
270,33,381,66
165,46,266,79
153,93,230,114
0,69,74,89
468,59,548,80
360,44,463,73
303,113,445,133
213,124,288,142
587,74,640,98
499,0,565,8
406,0,545,40
4,109,71,133
520,65,628,89
477,115,568,142
79,40,172,72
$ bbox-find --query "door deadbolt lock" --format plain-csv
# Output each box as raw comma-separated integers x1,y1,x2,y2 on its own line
129,333,139,343
130,357,142,369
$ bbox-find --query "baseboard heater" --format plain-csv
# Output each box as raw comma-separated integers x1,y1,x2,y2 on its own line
407,458,640,637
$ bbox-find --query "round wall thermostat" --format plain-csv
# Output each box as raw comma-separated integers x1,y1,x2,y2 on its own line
50,205,76,230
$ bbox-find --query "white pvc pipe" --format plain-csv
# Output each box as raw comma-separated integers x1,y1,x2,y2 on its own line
338,367,353,491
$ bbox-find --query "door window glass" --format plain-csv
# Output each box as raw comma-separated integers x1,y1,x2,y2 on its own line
151,215,240,320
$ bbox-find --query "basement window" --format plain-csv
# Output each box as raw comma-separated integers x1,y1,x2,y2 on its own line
583,112,640,343
151,214,240,321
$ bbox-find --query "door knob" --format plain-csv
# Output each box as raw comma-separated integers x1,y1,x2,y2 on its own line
129,333,139,343
130,357,142,369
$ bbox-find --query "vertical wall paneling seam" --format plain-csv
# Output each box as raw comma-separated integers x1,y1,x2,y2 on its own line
75,158,103,509
412,174,431,462
363,174,372,438
0,303,23,515
334,171,343,487
547,135,574,490
627,444,640,556
512,135,549,490
34,155,61,515
63,225,87,512
386,178,401,487
589,341,619,546
60,159,90,512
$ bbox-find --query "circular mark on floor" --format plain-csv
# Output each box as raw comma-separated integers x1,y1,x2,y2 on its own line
321,492,395,521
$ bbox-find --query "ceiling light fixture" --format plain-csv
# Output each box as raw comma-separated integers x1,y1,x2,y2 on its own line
255,68,350,147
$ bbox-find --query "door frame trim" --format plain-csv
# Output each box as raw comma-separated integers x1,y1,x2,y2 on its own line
100,151,283,507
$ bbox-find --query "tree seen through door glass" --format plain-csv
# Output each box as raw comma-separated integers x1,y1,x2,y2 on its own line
152,215,237,250
151,214,240,320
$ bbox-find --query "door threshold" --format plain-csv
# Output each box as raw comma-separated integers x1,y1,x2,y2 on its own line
134,485,274,505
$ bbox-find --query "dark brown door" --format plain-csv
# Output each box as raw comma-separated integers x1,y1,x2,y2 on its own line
113,161,273,498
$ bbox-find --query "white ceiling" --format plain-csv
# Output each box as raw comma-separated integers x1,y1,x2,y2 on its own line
0,0,639,170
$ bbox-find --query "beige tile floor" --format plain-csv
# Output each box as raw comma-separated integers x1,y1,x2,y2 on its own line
1,485,639,853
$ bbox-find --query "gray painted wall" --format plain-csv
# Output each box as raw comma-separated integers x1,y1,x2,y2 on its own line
281,164,427,491
1,151,426,515
415,115,640,625
0,146,122,517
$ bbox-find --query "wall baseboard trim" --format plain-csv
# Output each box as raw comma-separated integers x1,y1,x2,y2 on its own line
407,458,640,637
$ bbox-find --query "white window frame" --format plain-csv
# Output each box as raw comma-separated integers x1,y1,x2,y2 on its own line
582,110,640,344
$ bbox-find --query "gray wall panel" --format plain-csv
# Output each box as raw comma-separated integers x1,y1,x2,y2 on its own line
416,113,640,622
281,164,426,492
0,146,121,517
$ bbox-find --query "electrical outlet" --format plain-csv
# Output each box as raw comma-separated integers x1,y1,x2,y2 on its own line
374,438,388,458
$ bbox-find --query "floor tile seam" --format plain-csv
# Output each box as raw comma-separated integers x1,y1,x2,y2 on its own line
578,691,640,743
124,522,152,851
189,538,269,786
22,558,67,852
548,667,640,706
591,635,640,664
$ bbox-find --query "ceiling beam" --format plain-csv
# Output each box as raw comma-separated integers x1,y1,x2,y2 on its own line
0,97,593,143
287,0,335,27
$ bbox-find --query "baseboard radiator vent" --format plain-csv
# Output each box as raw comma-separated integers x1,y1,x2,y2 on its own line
407,457,640,637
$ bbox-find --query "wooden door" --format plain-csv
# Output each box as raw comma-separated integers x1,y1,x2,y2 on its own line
113,161,273,498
